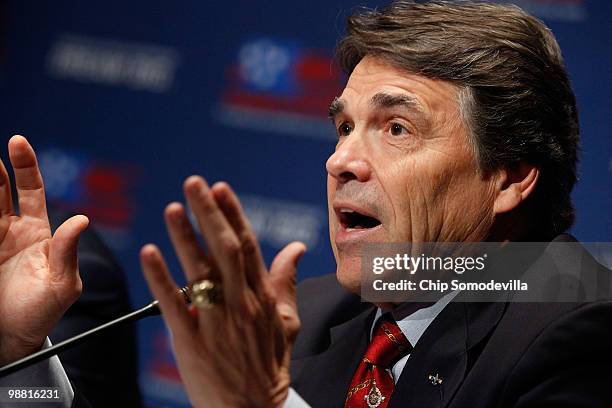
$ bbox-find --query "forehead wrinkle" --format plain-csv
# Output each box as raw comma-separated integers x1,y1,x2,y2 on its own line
369,92,421,112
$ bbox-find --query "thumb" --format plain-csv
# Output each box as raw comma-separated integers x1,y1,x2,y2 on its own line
269,241,306,340
49,215,89,289
269,241,306,308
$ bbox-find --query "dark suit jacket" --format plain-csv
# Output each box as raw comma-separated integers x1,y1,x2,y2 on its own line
47,208,141,408
290,235,612,407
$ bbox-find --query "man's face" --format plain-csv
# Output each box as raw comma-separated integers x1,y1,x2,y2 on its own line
326,57,498,294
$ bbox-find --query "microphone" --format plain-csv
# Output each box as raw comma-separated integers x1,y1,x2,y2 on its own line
0,286,191,378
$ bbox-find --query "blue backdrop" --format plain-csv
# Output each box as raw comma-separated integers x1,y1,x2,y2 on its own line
0,1,610,406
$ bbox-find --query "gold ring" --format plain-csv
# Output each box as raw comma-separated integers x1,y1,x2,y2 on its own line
190,279,223,309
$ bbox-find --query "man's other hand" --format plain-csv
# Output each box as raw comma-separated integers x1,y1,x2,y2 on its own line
0,135,89,365
141,177,306,408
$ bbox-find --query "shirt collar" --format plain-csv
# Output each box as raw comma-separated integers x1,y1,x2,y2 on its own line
371,290,459,348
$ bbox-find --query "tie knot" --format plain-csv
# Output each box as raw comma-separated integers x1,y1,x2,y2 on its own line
363,315,412,368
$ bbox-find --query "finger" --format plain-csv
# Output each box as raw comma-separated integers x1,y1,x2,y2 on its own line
164,202,216,283
48,215,89,307
0,158,14,216
49,215,89,280
8,135,48,220
141,244,194,336
164,203,222,329
269,241,306,342
183,176,247,303
211,182,266,293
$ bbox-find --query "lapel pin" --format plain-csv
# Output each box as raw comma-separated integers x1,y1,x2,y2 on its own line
428,373,443,386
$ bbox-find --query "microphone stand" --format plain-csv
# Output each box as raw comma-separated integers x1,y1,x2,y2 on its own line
0,286,191,378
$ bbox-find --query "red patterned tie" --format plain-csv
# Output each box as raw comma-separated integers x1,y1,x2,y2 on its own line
345,315,412,408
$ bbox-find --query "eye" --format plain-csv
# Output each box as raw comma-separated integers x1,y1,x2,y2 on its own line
337,122,352,137
389,122,409,137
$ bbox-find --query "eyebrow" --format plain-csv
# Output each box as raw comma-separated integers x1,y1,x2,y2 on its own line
328,97,345,121
328,92,422,123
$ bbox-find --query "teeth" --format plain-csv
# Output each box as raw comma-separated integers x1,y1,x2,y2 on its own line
340,208,355,213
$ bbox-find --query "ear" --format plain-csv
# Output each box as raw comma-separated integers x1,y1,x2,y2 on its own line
493,163,539,215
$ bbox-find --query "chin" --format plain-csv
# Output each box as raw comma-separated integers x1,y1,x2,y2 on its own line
335,257,363,295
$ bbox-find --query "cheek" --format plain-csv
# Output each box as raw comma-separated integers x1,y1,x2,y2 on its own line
327,175,335,197
327,176,336,225
327,176,338,253
383,154,474,240
438,168,497,239
452,177,496,214
386,159,436,228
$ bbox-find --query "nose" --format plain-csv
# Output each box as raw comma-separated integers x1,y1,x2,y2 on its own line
326,134,372,183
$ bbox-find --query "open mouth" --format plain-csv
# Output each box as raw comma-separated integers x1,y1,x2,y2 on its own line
337,208,382,231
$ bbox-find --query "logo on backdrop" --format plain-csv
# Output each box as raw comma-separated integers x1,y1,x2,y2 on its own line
214,37,343,140
493,0,587,22
46,34,180,93
239,194,325,250
187,193,325,251
38,148,141,250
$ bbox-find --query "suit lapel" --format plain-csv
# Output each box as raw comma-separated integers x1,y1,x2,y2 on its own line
292,306,376,408
292,293,506,408
389,300,506,408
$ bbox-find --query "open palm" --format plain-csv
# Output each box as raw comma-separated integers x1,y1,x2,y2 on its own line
0,136,88,365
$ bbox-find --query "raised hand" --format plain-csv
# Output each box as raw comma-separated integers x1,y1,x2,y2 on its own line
0,136,89,365
141,177,305,408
